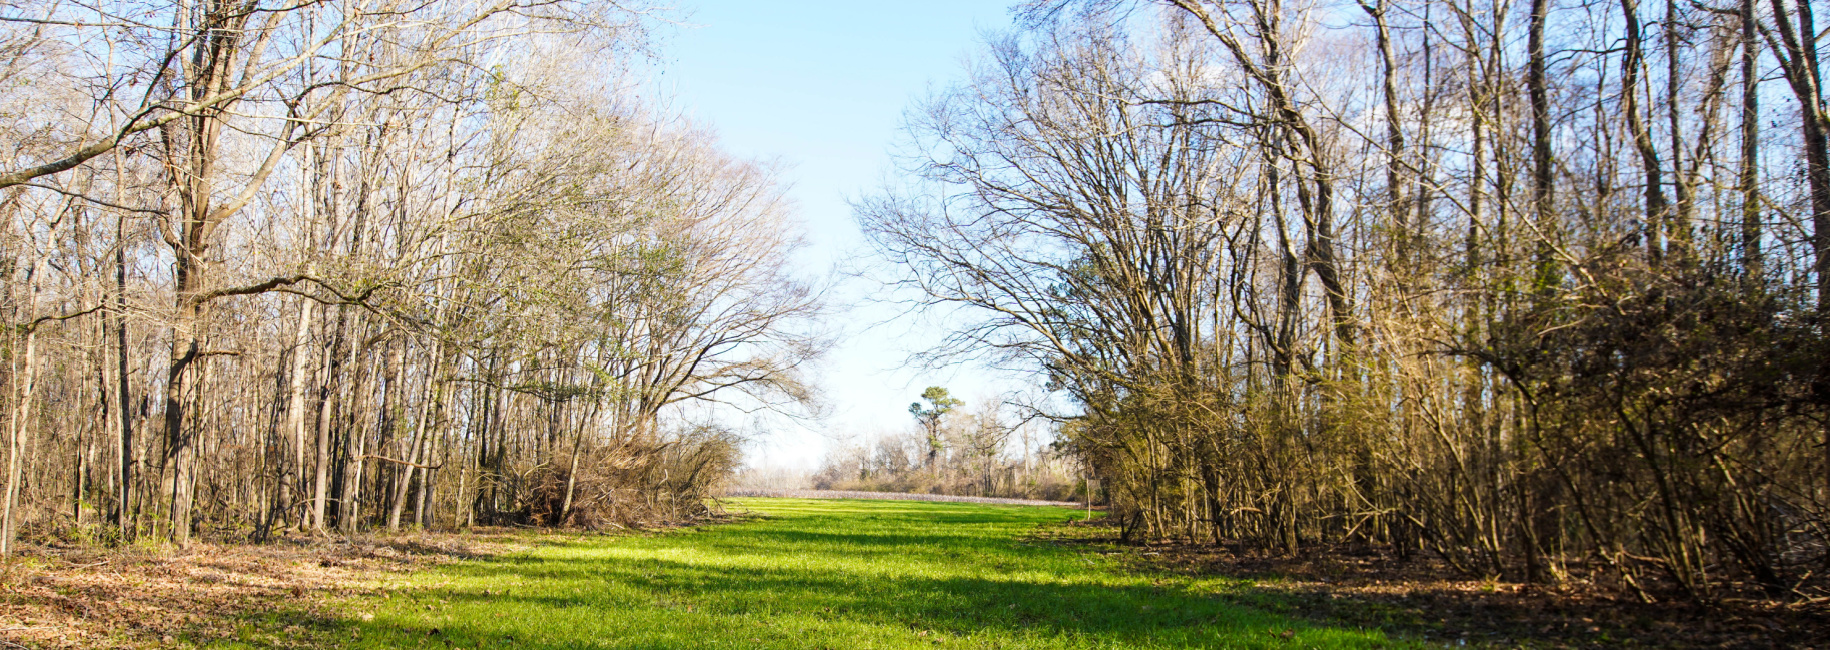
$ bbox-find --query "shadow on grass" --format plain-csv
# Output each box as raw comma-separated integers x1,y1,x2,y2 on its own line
211,501,1392,649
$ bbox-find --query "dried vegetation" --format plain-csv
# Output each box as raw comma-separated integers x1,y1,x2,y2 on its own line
0,532,528,648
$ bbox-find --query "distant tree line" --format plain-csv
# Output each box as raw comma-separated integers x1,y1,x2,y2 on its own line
0,0,821,550
864,0,1830,601
812,387,1081,501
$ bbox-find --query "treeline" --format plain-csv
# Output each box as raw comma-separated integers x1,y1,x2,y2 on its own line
864,0,1829,600
0,0,820,550
812,389,1080,501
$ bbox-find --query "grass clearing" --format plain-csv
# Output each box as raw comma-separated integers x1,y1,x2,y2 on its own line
209,498,1398,649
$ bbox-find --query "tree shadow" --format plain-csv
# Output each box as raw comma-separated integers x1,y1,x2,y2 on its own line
212,504,1392,648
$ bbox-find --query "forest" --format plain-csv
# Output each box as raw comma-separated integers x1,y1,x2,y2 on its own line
2,0,1827,623
860,0,1830,602
0,0,822,550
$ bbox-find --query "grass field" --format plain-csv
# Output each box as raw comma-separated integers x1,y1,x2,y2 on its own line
221,498,1401,649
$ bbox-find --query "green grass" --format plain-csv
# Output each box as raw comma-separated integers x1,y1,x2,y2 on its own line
220,498,1402,649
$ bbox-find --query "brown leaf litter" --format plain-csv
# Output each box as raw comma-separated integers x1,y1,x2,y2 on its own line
1035,521,1828,649
0,531,532,649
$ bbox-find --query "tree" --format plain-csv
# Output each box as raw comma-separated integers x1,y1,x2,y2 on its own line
909,387,962,472
864,0,1830,598
0,0,826,549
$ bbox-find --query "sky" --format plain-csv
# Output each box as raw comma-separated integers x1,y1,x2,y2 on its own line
654,2,1027,471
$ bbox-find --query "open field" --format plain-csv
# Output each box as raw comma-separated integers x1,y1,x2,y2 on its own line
191,498,1390,649
7,498,1821,648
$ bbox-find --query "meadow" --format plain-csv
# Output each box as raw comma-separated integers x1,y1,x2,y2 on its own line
216,498,1398,649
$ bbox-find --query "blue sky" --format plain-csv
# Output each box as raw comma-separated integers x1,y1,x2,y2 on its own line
655,2,1024,469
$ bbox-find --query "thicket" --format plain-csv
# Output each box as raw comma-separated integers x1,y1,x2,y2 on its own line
0,0,821,549
863,0,1830,601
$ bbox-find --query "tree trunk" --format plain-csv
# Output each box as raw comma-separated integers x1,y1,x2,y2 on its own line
1620,0,1670,262
1767,0,1830,508
1664,0,1693,259
1529,0,1557,295
388,348,440,531
284,300,315,530
113,215,133,534
1741,0,1762,275
3,320,39,557
311,313,344,533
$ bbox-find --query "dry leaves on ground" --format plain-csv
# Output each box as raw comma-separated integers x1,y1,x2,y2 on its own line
1035,522,1827,649
0,531,531,649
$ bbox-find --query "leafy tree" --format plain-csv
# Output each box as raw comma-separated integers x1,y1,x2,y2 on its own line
909,387,963,471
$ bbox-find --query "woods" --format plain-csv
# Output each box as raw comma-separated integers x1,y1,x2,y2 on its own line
4,0,1828,622
862,0,1830,601
0,0,820,550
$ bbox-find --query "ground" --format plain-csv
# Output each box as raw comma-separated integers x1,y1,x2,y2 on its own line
0,530,530,648
0,499,1819,648
1052,528,1827,649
